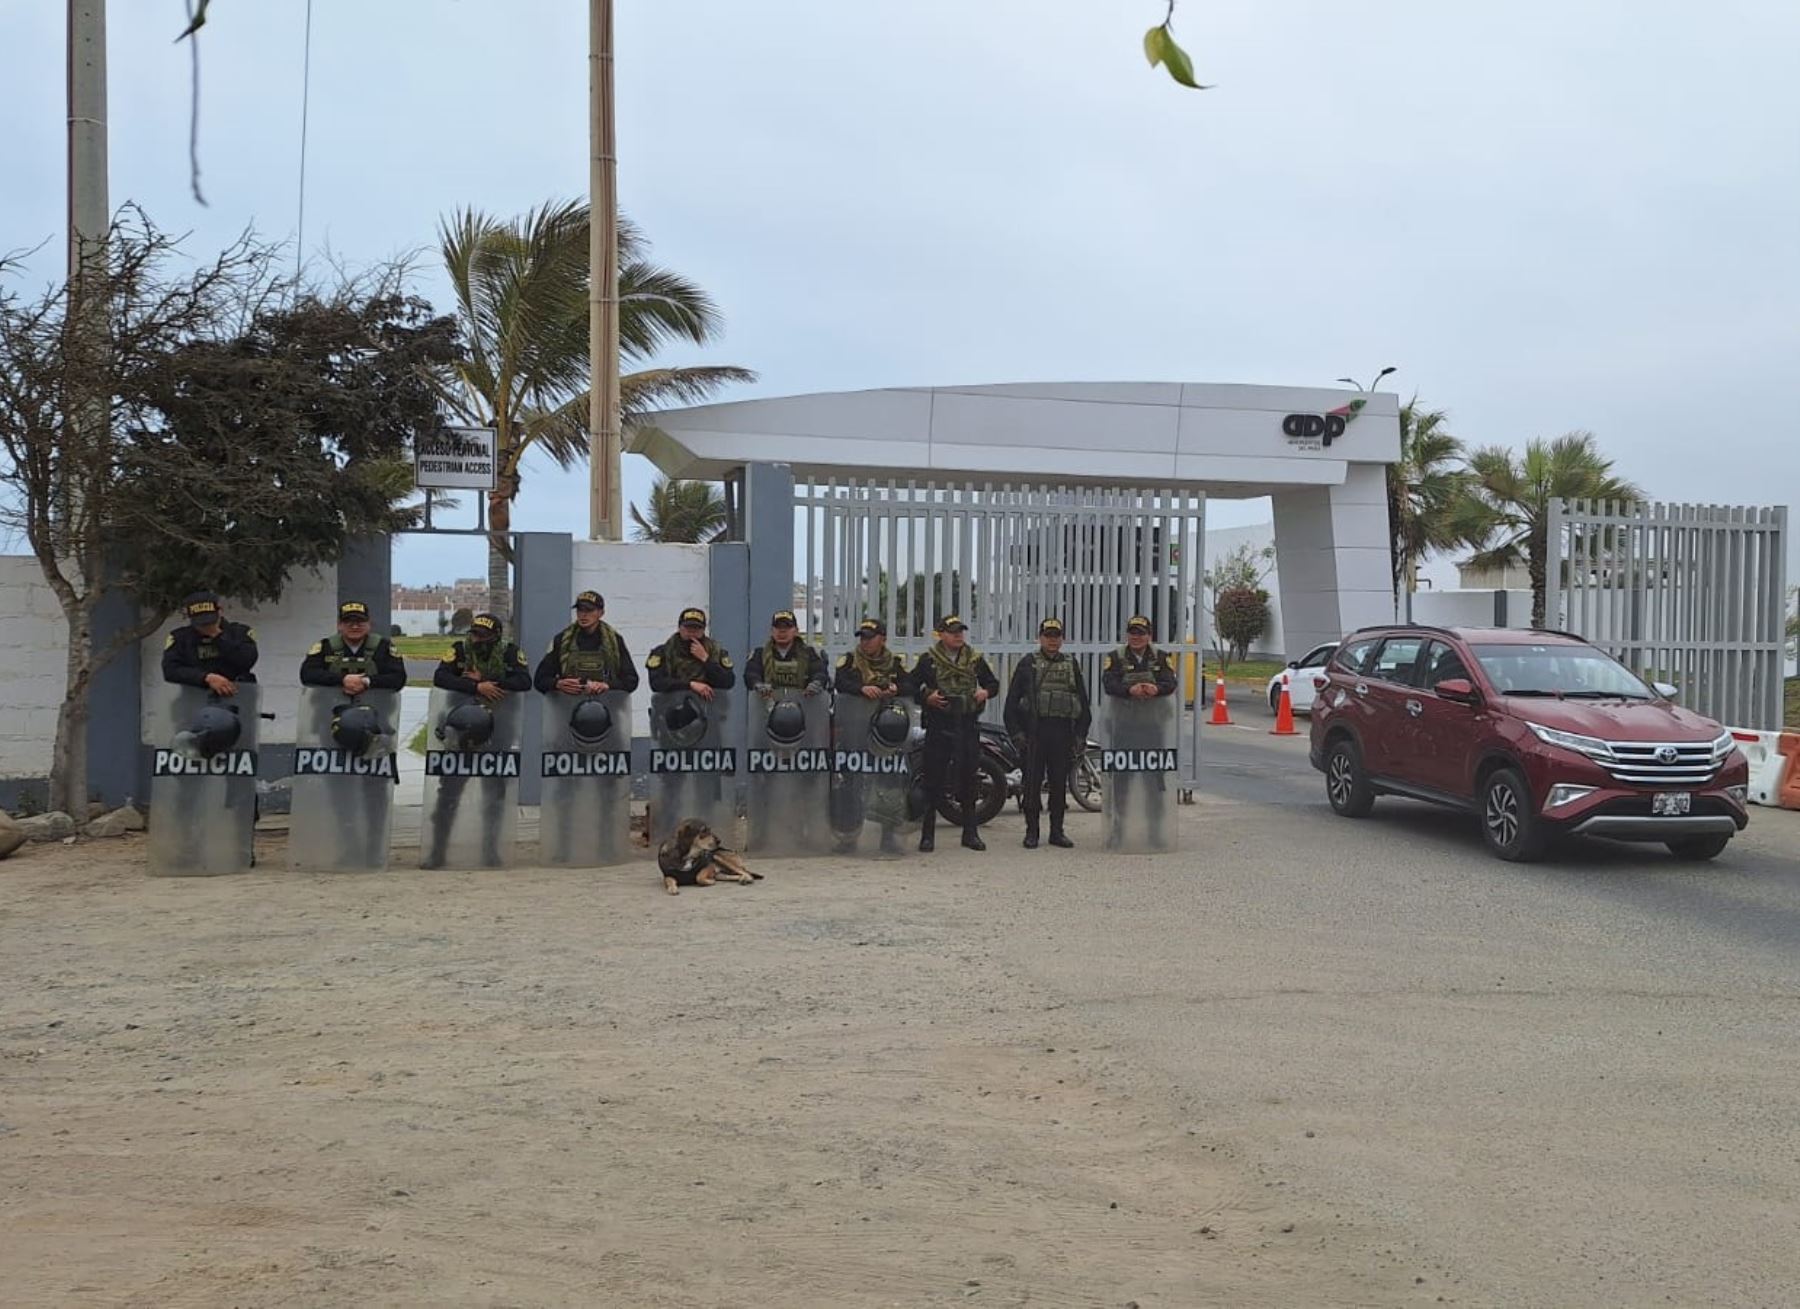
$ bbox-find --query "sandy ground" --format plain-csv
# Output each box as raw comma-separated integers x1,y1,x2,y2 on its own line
1,821,1438,1309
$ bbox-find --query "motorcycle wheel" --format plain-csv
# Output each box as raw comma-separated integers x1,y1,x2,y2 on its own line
937,753,1009,827
1069,749,1104,812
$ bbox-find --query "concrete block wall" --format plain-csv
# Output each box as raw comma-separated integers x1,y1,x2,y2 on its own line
570,542,711,737
139,566,339,746
0,559,71,781
1412,589,1535,630
392,606,448,636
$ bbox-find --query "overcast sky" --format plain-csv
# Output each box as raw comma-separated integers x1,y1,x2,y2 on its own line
4,1,1796,591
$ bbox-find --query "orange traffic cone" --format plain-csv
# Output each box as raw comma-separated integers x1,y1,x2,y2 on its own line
1271,673,1298,736
1208,675,1232,726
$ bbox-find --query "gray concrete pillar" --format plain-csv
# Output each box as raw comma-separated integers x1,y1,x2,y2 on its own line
742,462,795,638
1271,464,1394,653
512,532,573,806
87,570,144,808
337,536,393,634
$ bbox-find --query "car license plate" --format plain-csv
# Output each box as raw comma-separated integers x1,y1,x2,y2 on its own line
1653,792,1692,816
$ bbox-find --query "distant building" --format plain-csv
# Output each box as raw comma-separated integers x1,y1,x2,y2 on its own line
1455,559,1533,590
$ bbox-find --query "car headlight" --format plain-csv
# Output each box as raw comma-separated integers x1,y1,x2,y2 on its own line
1526,721,1615,762
1710,731,1738,763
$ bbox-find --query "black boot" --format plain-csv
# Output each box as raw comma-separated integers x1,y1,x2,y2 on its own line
1023,819,1040,849
1048,824,1073,849
962,824,986,852
918,812,936,853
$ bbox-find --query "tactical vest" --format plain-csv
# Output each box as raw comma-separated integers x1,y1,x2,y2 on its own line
849,646,904,689
463,639,509,682
926,641,982,717
323,634,385,676
1115,644,1163,686
661,634,723,683
557,621,622,680
1032,653,1081,718
760,639,811,689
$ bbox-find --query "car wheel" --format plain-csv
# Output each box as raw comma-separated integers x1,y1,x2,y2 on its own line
1481,768,1547,862
1324,738,1375,818
1666,833,1731,861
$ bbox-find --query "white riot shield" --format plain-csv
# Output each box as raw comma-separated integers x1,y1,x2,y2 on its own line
420,688,522,869
539,689,634,867
1101,692,1179,854
745,686,832,855
649,688,737,847
147,683,261,877
830,694,917,859
288,687,399,872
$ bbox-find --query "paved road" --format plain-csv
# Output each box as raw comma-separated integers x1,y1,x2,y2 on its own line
974,709,1800,1306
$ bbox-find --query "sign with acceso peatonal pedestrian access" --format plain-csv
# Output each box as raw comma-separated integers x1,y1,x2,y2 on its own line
414,426,498,491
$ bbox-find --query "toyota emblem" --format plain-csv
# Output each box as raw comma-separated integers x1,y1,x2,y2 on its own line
1655,745,1680,764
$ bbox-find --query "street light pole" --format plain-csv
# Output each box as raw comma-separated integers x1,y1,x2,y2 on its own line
589,0,622,541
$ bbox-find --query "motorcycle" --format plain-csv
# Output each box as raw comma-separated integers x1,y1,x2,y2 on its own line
907,722,1103,828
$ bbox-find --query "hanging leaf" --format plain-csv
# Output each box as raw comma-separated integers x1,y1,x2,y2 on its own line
175,0,211,41
1158,27,1213,90
1144,24,1169,68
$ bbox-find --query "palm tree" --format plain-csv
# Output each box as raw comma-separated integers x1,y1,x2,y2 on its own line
1454,432,1642,628
630,475,728,543
437,200,754,615
1387,401,1474,608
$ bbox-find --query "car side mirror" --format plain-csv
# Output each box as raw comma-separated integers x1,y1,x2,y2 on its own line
1653,680,1679,700
1287,660,1299,669
1435,678,1478,704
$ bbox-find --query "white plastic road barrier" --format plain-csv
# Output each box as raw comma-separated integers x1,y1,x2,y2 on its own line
1730,729,1790,807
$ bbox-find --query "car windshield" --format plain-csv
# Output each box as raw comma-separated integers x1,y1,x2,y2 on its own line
1471,644,1653,699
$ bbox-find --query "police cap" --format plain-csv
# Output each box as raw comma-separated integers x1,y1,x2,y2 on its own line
771,609,798,628
678,607,707,628
338,601,371,623
573,591,604,611
1039,617,1064,636
1126,615,1152,635
936,614,967,633
470,613,503,639
183,592,222,624
857,618,886,638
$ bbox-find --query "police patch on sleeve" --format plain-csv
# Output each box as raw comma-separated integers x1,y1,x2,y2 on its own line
514,649,527,666
839,654,852,667
245,628,257,640
307,641,322,655
164,634,175,648
720,654,733,668
646,653,662,668
441,647,458,662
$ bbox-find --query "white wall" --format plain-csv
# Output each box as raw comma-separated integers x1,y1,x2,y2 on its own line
1412,589,1535,630
0,559,70,780
1204,521,1287,658
140,566,339,746
570,542,711,737
392,605,447,635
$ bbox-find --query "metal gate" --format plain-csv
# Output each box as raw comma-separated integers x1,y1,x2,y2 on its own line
796,480,1207,785
1546,499,1788,729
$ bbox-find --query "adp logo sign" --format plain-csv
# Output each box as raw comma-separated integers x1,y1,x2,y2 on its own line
1282,398,1366,450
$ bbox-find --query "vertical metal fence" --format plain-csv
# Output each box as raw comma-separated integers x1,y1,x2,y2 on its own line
796,480,1208,785
1546,500,1788,729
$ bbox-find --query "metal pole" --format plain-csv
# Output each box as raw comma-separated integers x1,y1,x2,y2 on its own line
67,0,107,281
589,0,622,541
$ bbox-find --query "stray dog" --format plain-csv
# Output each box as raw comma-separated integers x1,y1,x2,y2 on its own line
658,818,762,895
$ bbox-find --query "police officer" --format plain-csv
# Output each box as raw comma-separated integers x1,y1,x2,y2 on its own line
646,607,736,698
300,601,407,693
909,613,1000,853
1102,615,1179,700
425,613,530,869
1003,617,1092,849
162,591,259,694
834,617,914,855
745,608,828,698
534,590,641,696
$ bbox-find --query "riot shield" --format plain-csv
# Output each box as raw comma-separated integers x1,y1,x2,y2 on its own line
830,694,917,859
745,686,832,855
1101,692,1179,854
420,688,522,869
147,683,261,877
648,688,737,847
539,689,634,867
288,687,400,872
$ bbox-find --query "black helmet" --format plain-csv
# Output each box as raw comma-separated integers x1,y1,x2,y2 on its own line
436,700,495,751
869,702,910,750
175,703,242,760
569,697,614,745
765,698,807,746
332,702,389,758
659,692,708,748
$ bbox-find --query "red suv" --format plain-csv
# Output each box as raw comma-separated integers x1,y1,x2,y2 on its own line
1309,626,1750,862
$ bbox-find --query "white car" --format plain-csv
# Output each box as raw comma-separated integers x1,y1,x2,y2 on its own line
1266,642,1339,715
